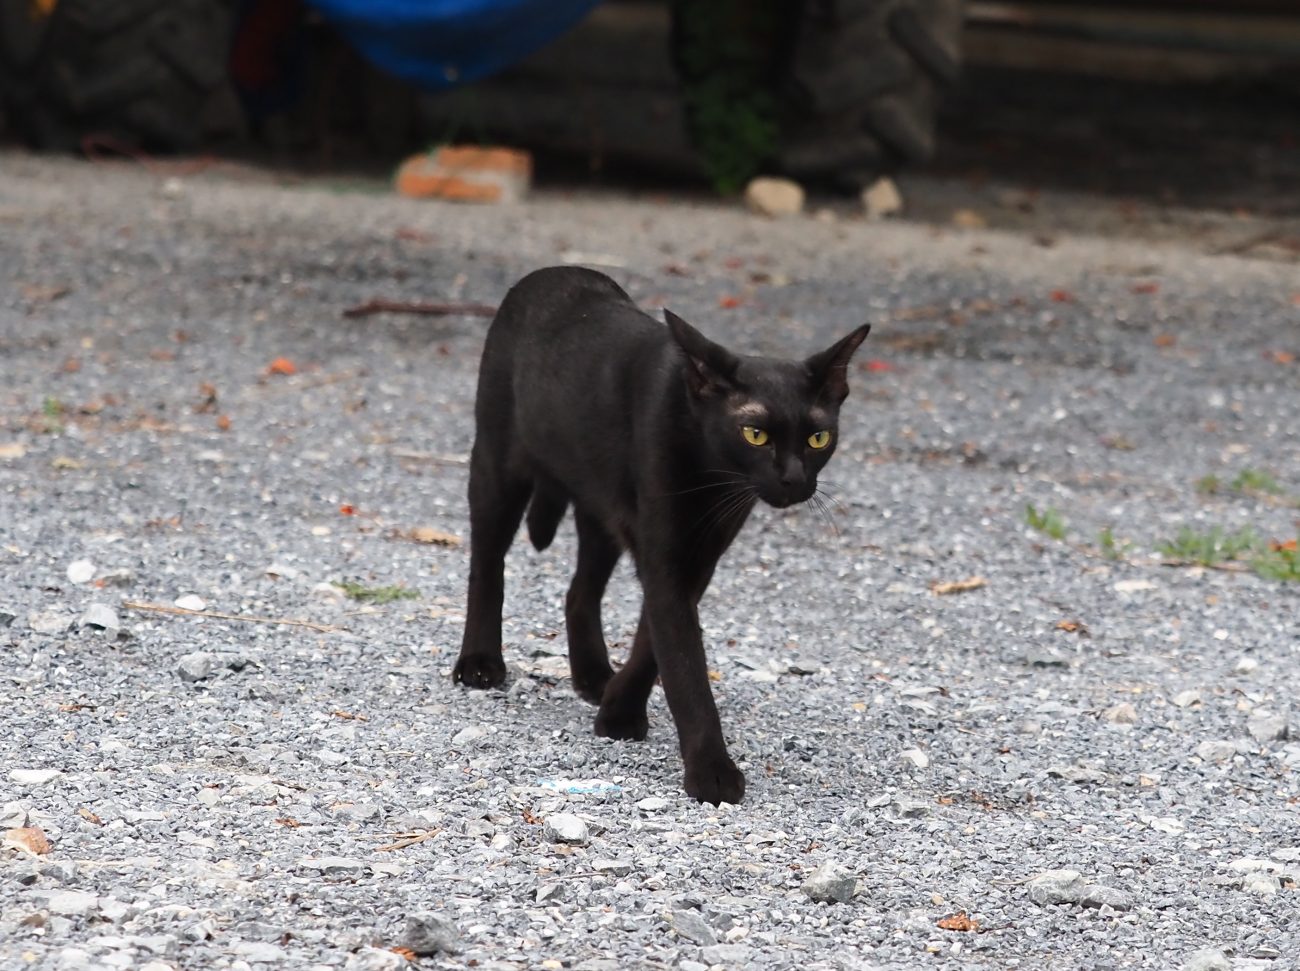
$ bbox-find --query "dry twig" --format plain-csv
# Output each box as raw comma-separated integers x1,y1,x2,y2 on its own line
121,600,343,633
342,298,497,319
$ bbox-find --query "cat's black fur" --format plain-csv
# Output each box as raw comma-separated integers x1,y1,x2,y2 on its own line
453,266,869,804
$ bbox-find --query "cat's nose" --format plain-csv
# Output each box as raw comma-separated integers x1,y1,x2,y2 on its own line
779,462,805,490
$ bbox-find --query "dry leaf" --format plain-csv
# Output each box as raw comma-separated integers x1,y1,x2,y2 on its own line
1132,281,1160,295
718,295,743,309
1267,349,1295,365
1049,288,1075,303
951,208,987,229
390,946,417,962
20,283,71,303
937,911,979,932
0,442,28,460
274,817,302,828
4,826,52,855
930,576,987,596
332,710,369,721
78,808,103,825
266,357,297,376
1056,619,1089,635
216,415,232,432
409,526,461,547
1153,333,1176,348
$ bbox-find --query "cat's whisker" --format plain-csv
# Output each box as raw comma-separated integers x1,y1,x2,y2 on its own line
807,492,840,539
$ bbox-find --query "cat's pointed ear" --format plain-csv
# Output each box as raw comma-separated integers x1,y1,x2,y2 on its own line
665,308,740,397
805,323,871,403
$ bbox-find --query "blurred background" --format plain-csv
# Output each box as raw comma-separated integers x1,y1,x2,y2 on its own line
1,0,1298,235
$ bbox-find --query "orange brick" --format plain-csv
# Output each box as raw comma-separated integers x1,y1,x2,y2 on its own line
395,145,531,204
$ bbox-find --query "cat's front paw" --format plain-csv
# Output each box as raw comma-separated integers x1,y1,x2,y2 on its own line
452,653,507,689
593,705,649,742
684,756,745,805
571,663,613,706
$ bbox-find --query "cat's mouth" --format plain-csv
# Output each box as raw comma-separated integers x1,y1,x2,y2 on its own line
761,485,816,509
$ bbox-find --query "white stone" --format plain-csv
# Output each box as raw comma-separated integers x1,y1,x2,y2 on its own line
861,177,903,219
47,891,99,916
636,797,669,812
174,594,206,611
1183,949,1230,971
66,559,96,584
743,177,804,218
900,748,930,769
543,813,589,845
450,725,488,748
802,861,856,903
79,604,120,632
10,768,64,786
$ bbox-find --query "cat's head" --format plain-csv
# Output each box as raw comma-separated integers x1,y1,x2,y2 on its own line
665,309,870,509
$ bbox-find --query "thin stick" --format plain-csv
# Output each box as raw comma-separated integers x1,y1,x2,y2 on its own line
121,600,344,633
376,829,443,852
342,298,497,319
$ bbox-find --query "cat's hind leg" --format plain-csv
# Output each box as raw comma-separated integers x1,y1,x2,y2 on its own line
565,511,621,704
453,442,531,689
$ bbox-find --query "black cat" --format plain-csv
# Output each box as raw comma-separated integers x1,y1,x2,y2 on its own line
453,266,869,804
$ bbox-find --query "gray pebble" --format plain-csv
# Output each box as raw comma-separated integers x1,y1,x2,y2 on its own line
544,813,589,845
802,861,856,903
451,725,489,748
345,948,408,971
1194,740,1237,762
28,610,72,634
46,891,99,916
1183,948,1230,971
299,857,367,876
1247,713,1289,743
0,608,16,627
670,909,718,946
1102,702,1138,725
1027,870,1087,905
591,859,632,876
177,652,216,683
10,768,63,786
78,603,120,632
232,941,287,964
401,912,460,954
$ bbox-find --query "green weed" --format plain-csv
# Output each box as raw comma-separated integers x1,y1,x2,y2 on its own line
335,581,420,604
1230,468,1283,495
1098,526,1134,561
1025,503,1067,541
1194,475,1221,496
1252,542,1300,582
1157,526,1259,566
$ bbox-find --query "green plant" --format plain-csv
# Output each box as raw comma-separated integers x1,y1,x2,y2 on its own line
1157,526,1259,566
335,581,420,604
1252,542,1300,582
1230,468,1282,495
673,0,782,194
1025,503,1067,541
1194,475,1221,496
1099,526,1134,561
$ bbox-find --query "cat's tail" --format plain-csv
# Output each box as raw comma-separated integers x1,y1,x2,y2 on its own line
525,484,568,551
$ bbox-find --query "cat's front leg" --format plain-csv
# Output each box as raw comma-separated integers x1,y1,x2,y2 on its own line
639,575,745,805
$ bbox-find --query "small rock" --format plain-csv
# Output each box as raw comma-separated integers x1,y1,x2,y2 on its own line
1183,949,1230,971
0,802,30,827
1103,703,1138,725
345,947,408,971
233,941,287,963
1242,871,1278,895
861,177,903,219
264,563,299,580
544,813,589,845
591,859,632,876
636,797,669,813
96,568,135,588
299,857,366,876
196,788,220,808
1079,884,1133,911
28,610,72,634
900,748,929,769
1172,690,1202,708
679,962,708,971
66,560,96,584
1113,578,1157,593
801,861,856,903
450,725,488,749
951,208,988,230
0,608,15,627
47,890,99,916
670,909,718,946
1248,713,1289,743
1233,655,1259,675
1195,740,1237,763
743,176,804,218
1027,869,1087,905
10,769,64,786
174,594,206,612
79,604,120,633
401,912,459,954
535,883,565,904
177,652,216,683
700,944,753,966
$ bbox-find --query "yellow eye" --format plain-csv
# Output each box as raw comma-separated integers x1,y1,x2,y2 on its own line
742,426,769,447
807,430,832,449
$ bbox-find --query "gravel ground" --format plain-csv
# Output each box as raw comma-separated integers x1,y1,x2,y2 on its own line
2,152,1298,971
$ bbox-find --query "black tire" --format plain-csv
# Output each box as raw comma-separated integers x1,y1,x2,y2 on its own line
780,0,963,187
0,0,235,152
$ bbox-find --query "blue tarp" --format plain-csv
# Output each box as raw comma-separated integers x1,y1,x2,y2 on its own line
303,0,604,89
